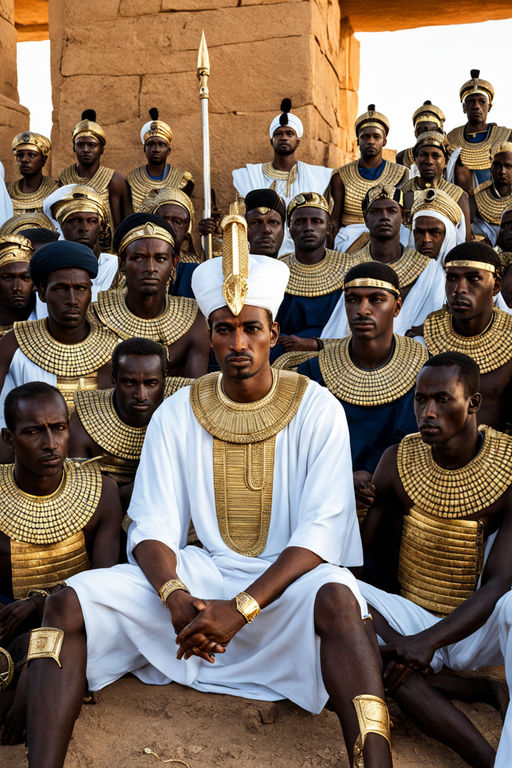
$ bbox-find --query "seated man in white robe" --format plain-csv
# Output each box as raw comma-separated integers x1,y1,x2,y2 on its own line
24,213,393,768
231,99,333,256
322,185,445,339
359,352,512,768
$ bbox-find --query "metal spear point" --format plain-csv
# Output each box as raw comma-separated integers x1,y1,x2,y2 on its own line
197,31,213,259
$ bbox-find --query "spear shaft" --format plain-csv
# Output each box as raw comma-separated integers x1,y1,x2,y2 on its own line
197,31,212,259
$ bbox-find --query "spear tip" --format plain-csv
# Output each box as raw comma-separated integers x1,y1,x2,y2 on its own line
197,30,210,72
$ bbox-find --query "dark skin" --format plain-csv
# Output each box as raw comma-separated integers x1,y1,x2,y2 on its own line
454,94,493,194
245,208,284,258
60,213,102,258
402,146,471,238
362,364,512,767
73,137,131,228
68,353,165,510
501,264,512,307
154,204,189,253
142,138,194,197
0,392,122,745
13,149,48,194
119,238,209,378
443,265,512,430
0,262,34,327
26,303,392,768
497,209,512,252
470,152,512,230
344,286,401,510
329,126,408,239
0,268,112,399
278,207,330,353
396,119,441,166
413,215,446,260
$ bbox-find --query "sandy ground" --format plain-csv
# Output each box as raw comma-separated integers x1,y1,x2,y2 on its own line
2,671,504,768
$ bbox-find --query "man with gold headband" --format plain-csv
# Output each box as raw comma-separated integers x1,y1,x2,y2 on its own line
396,100,446,171
298,261,427,516
69,337,190,511
330,105,409,253
323,185,445,339
6,132,57,215
127,108,193,213
0,211,55,237
25,214,392,768
90,213,209,378
59,110,131,250
402,131,470,239
0,381,122,745
0,234,36,338
359,351,512,768
447,70,512,194
244,188,286,260
232,99,333,256
471,142,512,246
423,242,512,431
0,241,118,426
271,192,366,362
411,188,465,263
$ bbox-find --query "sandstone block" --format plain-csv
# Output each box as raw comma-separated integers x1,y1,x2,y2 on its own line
162,1,238,10
120,0,161,16
0,17,19,101
0,94,30,178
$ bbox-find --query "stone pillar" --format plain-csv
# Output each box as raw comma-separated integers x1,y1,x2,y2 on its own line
0,0,30,179
48,0,359,213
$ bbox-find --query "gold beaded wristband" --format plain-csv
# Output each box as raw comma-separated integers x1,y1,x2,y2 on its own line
235,592,261,623
158,578,189,605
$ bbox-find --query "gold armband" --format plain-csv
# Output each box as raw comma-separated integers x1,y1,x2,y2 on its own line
352,694,391,768
235,592,261,623
27,627,64,668
158,579,189,604
0,647,14,690
27,588,50,600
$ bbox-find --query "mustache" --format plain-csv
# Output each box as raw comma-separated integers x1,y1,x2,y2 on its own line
225,351,253,362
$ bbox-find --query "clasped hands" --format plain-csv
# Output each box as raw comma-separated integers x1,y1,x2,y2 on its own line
168,590,246,664
380,633,436,693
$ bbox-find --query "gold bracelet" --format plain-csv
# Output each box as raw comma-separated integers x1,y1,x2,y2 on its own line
27,589,50,600
158,579,189,604
235,592,261,623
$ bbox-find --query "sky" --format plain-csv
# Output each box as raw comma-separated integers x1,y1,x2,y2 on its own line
17,18,512,153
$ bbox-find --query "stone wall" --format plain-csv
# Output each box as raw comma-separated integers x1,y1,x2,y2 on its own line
0,0,29,178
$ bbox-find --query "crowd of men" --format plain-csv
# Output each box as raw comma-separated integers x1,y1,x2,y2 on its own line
0,68,511,768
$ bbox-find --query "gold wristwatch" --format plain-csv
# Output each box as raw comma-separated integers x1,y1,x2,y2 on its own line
235,591,261,623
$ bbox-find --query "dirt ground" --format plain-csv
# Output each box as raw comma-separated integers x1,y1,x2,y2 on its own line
3,670,504,768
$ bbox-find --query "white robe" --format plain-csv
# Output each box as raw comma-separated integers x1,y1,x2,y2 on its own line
0,348,55,428
0,161,13,226
68,380,367,712
321,258,445,338
232,161,333,256
34,253,118,319
334,223,411,253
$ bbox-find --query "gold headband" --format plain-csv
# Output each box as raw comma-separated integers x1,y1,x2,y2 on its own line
12,132,51,157
0,212,56,236
287,192,329,226
355,105,390,136
412,102,445,128
413,131,449,157
118,222,175,255
143,120,172,146
411,188,462,226
0,235,33,270
414,114,443,129
344,278,400,296
364,185,403,212
492,141,512,159
140,188,194,234
445,259,496,274
73,120,106,146
55,199,106,225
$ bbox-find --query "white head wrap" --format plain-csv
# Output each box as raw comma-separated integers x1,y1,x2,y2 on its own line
43,184,78,237
192,253,290,320
412,210,461,263
269,113,303,139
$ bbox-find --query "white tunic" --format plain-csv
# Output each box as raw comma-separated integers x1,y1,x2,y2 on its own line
321,258,445,338
0,161,13,226
68,380,367,712
232,161,333,256
0,348,55,428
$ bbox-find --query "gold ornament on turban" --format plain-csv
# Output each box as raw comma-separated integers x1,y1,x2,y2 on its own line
286,192,330,227
0,234,33,270
12,132,51,158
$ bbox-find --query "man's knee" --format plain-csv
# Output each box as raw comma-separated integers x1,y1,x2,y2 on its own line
314,582,361,635
42,587,84,635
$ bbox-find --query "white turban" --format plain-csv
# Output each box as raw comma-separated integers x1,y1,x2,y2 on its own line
192,253,290,320
412,210,461,264
269,113,304,139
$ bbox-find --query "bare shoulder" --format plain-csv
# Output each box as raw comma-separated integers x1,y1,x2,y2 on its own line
109,171,128,191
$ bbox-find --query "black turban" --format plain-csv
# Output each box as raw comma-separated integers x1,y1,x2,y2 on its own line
30,240,98,285
244,189,286,222
113,213,176,255
344,261,400,295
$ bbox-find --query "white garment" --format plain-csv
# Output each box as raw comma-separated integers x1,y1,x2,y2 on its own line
68,380,367,712
0,161,13,226
232,161,333,256
321,257,445,338
358,580,512,768
334,223,410,253
411,210,463,264
34,252,118,319
446,148,461,184
0,348,55,428
472,217,499,246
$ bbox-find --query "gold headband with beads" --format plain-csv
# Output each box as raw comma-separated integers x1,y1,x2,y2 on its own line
460,71,494,105
412,101,445,128
12,132,51,157
445,260,496,274
363,185,403,212
344,278,400,297
143,120,172,146
53,187,108,225
0,234,33,270
0,212,56,236
118,222,175,255
411,188,462,227
286,192,330,227
355,105,390,137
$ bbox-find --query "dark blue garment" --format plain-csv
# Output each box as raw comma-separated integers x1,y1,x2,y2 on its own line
170,261,198,299
271,289,343,362
298,355,418,474
465,125,494,186
146,164,170,181
357,159,386,181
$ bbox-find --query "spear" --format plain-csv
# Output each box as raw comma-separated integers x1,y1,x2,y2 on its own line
197,31,212,259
